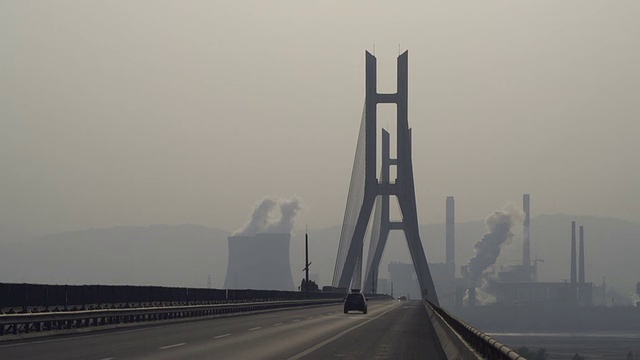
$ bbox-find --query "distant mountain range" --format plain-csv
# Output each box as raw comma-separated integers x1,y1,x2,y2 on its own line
0,224,230,288
1,214,638,296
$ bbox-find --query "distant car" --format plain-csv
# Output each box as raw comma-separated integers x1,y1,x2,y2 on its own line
343,289,367,314
398,295,407,301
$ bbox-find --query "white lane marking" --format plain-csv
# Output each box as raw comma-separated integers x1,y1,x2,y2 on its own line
0,303,344,349
99,358,115,360
214,333,232,339
286,303,400,360
292,319,300,322
327,316,365,319
159,342,186,350
249,327,261,331
0,326,158,349
273,323,283,326
306,316,314,319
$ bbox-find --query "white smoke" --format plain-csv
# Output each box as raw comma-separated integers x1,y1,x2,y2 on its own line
233,197,302,236
463,279,497,306
476,279,497,305
466,202,525,282
463,202,524,306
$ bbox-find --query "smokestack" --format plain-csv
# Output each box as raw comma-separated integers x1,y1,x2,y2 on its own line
446,196,455,277
579,226,585,285
571,221,577,285
523,194,530,268
468,286,476,307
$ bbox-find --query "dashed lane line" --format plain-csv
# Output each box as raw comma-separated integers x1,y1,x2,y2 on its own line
0,326,159,348
286,303,400,360
273,323,283,326
292,319,300,322
159,343,186,350
213,333,232,339
249,327,261,331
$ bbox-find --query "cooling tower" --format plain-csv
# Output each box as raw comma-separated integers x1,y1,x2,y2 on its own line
224,233,295,291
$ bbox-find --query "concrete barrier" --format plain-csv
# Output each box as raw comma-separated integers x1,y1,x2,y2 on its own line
424,300,525,360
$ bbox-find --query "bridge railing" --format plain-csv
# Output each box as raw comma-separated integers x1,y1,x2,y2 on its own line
0,298,343,337
424,300,524,360
0,282,392,338
0,283,344,313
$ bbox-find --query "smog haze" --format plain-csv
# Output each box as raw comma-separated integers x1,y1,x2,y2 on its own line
2,1,639,240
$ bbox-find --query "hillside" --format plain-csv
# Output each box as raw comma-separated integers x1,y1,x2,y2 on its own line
1,215,638,295
0,224,229,288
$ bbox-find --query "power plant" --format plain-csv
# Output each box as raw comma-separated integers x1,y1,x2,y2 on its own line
412,194,596,308
224,197,300,291
366,193,598,309
471,195,591,307
224,233,295,291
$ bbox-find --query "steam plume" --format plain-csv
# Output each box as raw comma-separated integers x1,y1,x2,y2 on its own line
233,197,301,236
467,202,524,282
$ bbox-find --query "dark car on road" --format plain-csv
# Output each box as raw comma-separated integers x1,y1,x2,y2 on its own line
343,289,367,314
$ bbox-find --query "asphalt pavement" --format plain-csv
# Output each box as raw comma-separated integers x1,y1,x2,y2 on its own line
0,300,446,360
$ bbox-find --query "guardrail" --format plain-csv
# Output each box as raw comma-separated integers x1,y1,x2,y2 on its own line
424,300,524,360
0,298,343,337
0,283,343,313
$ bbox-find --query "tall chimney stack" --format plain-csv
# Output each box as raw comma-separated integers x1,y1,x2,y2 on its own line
468,286,476,308
446,196,455,278
523,194,531,268
571,221,577,286
579,226,585,285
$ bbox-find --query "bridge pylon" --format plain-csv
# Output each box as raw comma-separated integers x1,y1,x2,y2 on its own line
331,51,439,305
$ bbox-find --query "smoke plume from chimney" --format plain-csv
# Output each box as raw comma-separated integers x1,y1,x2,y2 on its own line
233,197,302,236
467,202,524,282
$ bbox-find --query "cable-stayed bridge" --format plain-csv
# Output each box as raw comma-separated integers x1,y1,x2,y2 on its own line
332,51,438,306
0,51,524,359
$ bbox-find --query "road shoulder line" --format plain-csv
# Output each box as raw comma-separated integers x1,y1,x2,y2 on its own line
286,302,400,360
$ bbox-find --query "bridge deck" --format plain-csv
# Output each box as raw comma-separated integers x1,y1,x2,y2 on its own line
0,300,446,360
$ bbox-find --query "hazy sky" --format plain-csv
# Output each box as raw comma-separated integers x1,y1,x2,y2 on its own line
2,1,639,239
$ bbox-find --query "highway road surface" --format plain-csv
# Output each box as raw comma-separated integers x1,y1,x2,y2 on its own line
0,300,446,360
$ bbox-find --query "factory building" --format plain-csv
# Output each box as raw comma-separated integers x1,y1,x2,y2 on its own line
427,194,593,308
372,193,594,308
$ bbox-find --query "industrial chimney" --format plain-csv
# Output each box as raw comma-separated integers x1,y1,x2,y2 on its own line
579,226,585,285
523,194,531,268
571,221,577,285
468,286,476,308
446,196,455,279
571,221,577,286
